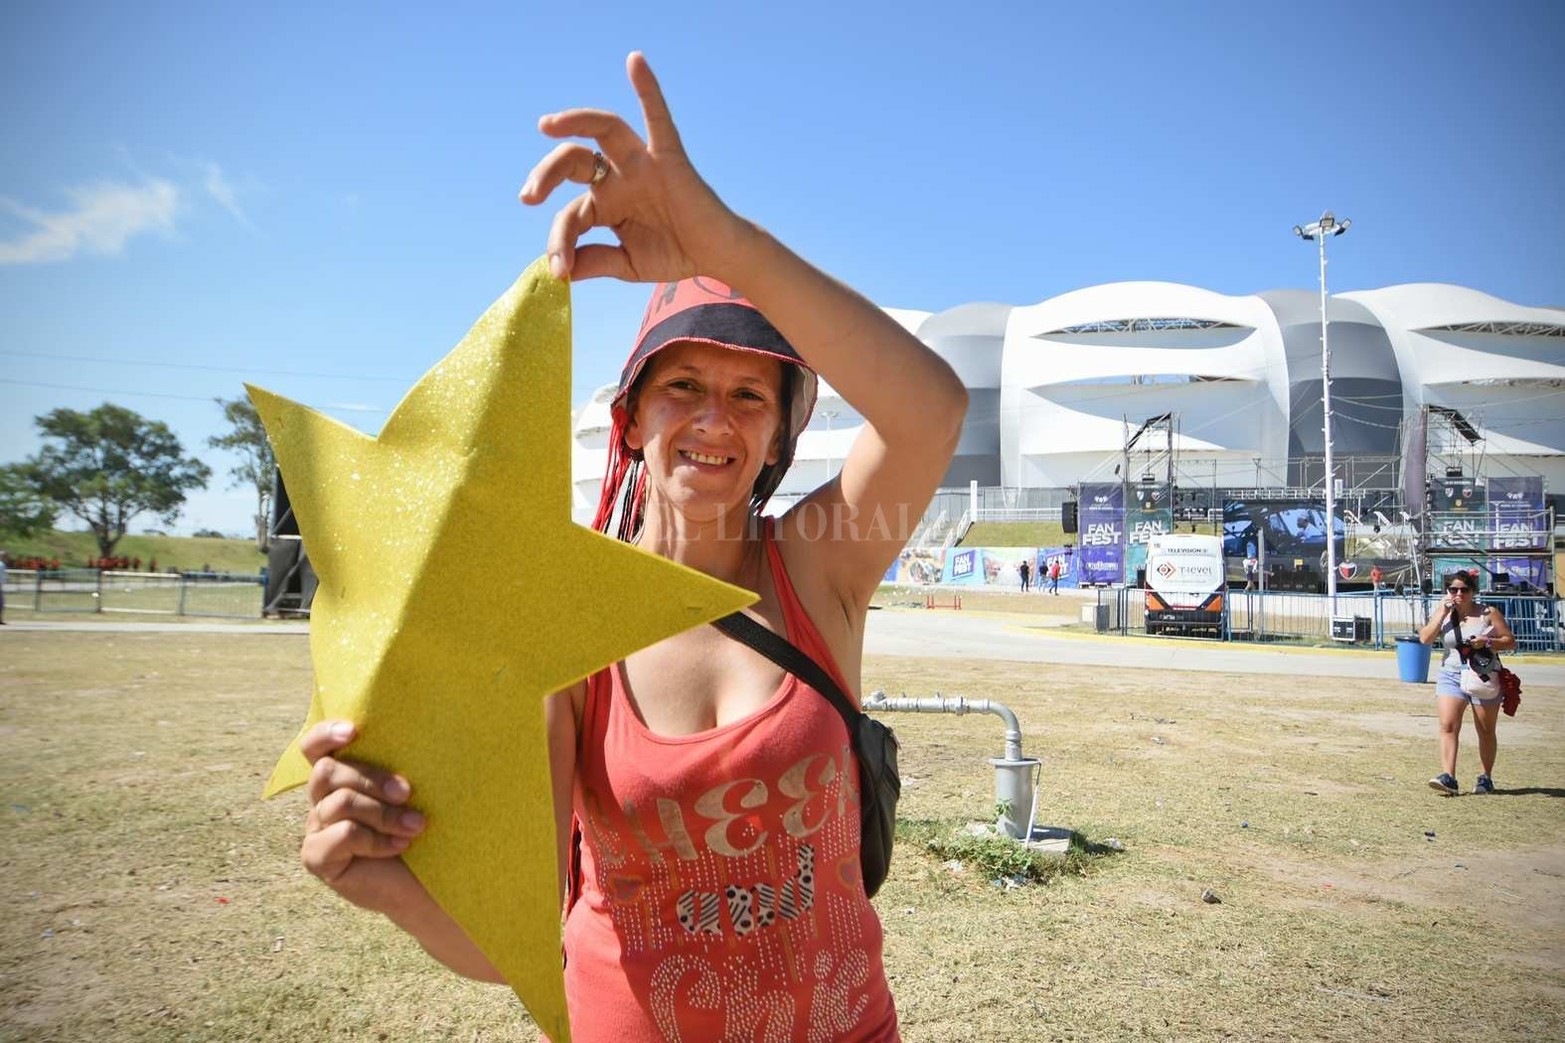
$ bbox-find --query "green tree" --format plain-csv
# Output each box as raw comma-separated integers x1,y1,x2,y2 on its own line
208,396,276,551
0,463,59,538
21,404,211,558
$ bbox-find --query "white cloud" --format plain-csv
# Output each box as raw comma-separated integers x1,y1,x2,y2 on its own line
0,179,181,265
202,162,254,230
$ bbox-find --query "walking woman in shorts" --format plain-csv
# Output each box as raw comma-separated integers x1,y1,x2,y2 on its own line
1418,570,1516,795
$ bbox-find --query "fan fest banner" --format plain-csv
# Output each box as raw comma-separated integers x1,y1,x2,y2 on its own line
1124,484,1173,584
1430,478,1487,544
881,545,1084,589
1488,476,1547,550
943,547,1029,587
1079,483,1125,585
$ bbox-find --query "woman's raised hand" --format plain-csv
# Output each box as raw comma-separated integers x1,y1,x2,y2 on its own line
299,720,427,914
519,52,748,284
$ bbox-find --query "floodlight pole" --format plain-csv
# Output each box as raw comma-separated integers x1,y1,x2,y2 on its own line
1294,211,1351,602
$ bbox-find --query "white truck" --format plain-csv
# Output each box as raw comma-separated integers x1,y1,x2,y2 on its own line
1144,533,1225,637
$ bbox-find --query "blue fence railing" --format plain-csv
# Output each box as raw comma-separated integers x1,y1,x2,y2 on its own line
1094,586,1563,653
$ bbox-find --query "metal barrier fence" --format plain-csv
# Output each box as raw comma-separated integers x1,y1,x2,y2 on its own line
1094,585,1564,653
1490,595,1565,654
4,569,264,620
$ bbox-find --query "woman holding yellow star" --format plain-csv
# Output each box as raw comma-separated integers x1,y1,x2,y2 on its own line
296,51,966,1042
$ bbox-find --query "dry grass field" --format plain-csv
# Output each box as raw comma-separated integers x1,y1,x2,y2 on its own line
2,629,1563,1042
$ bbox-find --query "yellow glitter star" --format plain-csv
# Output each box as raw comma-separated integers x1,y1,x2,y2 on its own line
250,258,755,1041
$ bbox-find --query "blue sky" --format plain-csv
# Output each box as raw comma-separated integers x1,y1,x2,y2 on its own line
3,1,1562,536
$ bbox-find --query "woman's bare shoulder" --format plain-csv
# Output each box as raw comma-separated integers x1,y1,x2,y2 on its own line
770,515,863,642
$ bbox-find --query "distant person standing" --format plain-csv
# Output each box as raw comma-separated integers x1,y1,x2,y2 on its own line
1018,558,1032,592
1370,564,1384,591
1048,557,1062,594
1243,555,1258,591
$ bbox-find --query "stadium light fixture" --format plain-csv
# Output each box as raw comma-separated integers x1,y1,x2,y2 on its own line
1294,210,1351,600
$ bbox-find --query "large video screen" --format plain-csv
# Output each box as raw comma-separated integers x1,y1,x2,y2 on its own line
1222,499,1346,562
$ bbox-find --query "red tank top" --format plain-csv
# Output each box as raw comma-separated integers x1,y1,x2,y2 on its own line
564,524,899,1042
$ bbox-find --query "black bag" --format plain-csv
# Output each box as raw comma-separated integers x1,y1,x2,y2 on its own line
713,612,900,897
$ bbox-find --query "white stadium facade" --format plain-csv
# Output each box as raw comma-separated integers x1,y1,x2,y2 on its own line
570,283,1565,524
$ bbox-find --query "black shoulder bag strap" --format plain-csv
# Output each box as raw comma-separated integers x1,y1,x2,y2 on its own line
713,609,900,898
711,611,860,725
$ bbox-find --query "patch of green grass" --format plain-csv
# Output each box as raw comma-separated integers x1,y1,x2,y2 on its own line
896,818,1110,884
959,518,1220,549
958,521,1067,548
1,529,265,573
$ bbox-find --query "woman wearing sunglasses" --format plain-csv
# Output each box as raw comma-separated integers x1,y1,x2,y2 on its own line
1417,570,1516,795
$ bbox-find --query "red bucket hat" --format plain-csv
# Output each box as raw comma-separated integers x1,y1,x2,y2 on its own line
592,277,818,539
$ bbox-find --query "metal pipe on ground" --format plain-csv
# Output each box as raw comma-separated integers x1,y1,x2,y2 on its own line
863,691,1041,840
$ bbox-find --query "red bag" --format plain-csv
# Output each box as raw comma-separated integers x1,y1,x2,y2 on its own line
1497,666,1522,717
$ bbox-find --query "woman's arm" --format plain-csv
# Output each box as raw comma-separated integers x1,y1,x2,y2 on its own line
1418,598,1452,645
724,231,968,603
386,880,507,983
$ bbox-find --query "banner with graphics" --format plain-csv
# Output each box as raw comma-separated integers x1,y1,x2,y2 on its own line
1034,545,1078,590
883,547,948,585
1429,479,1488,545
878,545,1090,589
979,547,1037,589
934,547,1017,587
1490,556,1549,592
1078,483,1124,585
1431,556,1486,591
1124,485,1173,584
941,547,983,586
1488,476,1548,551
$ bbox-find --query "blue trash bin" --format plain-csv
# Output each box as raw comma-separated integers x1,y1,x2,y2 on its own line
1395,636,1432,683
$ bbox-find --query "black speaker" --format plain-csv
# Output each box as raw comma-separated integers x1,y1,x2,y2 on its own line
1062,501,1078,534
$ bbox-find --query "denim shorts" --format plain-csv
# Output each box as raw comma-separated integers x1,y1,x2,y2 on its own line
1435,665,1503,706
